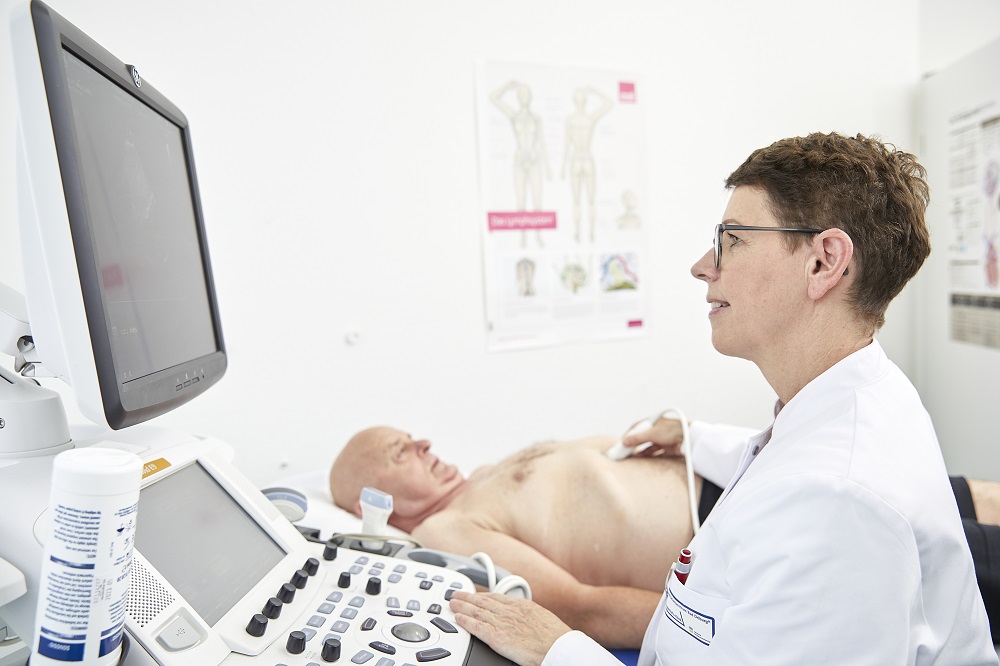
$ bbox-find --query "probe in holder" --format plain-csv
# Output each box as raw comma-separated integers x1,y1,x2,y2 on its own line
360,486,393,550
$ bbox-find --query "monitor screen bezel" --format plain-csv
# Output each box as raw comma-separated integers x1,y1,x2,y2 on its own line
29,0,226,429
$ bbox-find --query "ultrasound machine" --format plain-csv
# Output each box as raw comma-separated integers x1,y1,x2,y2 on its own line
0,3,513,664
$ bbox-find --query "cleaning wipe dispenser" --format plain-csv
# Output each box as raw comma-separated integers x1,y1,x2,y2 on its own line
31,448,143,666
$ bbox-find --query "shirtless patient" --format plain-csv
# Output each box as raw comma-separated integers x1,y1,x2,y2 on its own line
329,427,697,648
330,426,1000,649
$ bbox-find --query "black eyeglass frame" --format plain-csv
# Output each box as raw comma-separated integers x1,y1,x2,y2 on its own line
713,224,824,269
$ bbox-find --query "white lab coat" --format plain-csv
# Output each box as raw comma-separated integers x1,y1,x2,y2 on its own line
542,340,998,665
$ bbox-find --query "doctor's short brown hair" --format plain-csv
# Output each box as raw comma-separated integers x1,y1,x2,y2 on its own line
725,132,931,332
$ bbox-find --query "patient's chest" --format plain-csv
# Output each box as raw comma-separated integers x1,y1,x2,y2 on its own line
457,442,697,590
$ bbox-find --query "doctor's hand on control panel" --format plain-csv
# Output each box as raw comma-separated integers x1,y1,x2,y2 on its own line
448,592,570,666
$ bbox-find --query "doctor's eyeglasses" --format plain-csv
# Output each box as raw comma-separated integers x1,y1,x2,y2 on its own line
713,223,823,269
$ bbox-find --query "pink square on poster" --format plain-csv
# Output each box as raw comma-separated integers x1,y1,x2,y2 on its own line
619,82,636,103
487,211,558,231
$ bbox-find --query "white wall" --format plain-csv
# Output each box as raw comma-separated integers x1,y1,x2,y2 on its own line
919,0,1000,76
916,1,1000,479
1,0,924,486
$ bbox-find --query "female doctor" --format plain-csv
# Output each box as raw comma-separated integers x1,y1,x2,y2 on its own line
449,132,999,665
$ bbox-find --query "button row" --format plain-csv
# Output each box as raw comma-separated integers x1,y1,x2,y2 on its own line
246,558,323,638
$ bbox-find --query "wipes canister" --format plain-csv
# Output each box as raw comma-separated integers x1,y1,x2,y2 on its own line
31,447,142,665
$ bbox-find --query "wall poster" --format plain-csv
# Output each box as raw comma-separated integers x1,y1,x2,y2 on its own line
476,60,649,351
945,98,1000,348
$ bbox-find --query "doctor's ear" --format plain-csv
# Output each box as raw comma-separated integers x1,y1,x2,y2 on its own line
806,229,853,300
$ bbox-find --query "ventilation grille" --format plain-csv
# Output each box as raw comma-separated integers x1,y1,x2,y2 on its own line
127,559,175,627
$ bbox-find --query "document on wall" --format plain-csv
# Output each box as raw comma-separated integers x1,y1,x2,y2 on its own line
944,97,1000,348
475,60,649,351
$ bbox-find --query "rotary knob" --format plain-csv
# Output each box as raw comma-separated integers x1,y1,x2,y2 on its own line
291,569,308,589
262,596,282,619
286,630,307,655
338,571,351,588
304,557,320,576
277,582,296,603
322,636,342,662
365,577,382,595
245,613,267,637
323,542,339,561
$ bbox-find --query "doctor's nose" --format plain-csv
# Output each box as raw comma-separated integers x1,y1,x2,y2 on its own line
691,248,717,283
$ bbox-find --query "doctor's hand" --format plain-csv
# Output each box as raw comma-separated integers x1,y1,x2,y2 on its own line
620,417,686,458
450,591,571,666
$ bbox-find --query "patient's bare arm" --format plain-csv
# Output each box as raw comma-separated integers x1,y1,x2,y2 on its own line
414,514,659,649
969,479,1000,526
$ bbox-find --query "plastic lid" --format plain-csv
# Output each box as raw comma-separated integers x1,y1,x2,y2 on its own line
51,447,143,496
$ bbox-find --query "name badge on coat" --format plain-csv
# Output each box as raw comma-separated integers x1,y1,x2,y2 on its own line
661,577,732,647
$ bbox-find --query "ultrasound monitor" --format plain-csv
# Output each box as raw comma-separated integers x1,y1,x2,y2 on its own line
9,0,226,430
136,462,286,627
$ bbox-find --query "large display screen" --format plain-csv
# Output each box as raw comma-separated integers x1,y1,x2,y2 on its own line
62,49,219,385
135,463,286,626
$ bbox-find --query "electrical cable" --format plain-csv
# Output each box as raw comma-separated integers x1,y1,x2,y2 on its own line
656,407,699,535
469,551,531,600
608,407,699,535
329,532,424,549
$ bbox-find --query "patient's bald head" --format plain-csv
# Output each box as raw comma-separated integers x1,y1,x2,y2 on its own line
329,426,465,532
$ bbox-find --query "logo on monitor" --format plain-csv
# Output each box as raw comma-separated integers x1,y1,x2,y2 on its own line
128,65,142,88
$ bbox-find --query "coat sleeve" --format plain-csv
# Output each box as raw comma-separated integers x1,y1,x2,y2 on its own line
540,631,627,665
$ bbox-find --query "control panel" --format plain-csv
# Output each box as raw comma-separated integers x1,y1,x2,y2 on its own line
220,541,487,665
